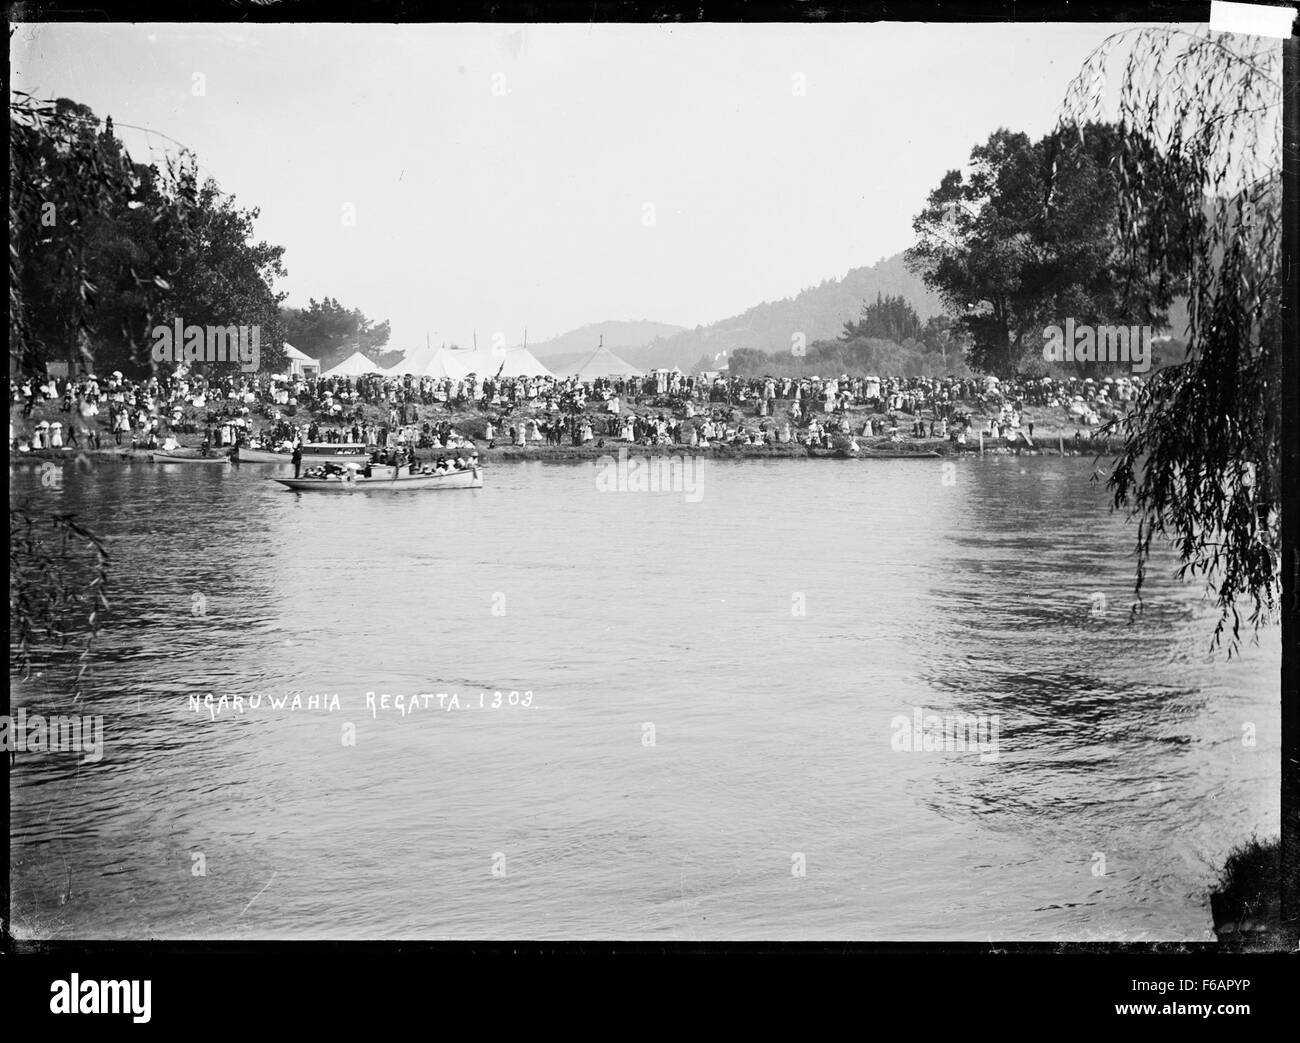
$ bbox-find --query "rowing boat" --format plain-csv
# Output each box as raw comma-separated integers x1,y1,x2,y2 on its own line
152,450,230,464
861,449,942,459
274,466,483,492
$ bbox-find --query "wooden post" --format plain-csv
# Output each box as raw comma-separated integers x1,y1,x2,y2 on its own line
979,430,984,457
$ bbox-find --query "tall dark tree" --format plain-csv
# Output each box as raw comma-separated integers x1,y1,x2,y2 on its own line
9,94,290,679
840,293,924,345
906,122,1188,378
919,314,967,373
10,94,288,378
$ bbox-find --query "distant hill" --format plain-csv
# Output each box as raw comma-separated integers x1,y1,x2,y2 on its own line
525,252,946,374
518,320,687,360
525,247,1196,376
620,253,945,372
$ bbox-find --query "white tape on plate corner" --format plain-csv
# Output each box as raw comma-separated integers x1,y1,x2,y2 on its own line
1208,0,1297,37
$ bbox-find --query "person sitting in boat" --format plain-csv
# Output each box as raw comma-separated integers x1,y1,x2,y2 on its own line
434,456,449,474
453,453,467,470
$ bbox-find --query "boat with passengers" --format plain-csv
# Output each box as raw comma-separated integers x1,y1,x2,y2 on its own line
275,457,482,492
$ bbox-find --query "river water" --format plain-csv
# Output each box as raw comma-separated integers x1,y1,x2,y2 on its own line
8,454,1279,940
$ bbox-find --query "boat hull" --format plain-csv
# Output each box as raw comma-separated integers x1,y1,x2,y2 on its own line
152,451,230,464
236,448,291,463
274,467,483,492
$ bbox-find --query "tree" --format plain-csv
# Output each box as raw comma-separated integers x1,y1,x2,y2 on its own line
840,292,924,345
1063,27,1289,939
1062,29,1282,655
725,347,771,377
920,314,967,374
9,94,290,678
9,94,289,378
906,122,1189,378
282,297,391,369
10,96,146,374
149,161,289,378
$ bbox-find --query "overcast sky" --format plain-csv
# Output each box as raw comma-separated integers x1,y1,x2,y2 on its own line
10,22,1173,352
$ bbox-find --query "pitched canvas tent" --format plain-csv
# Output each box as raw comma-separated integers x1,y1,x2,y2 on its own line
440,347,555,379
322,351,383,378
383,344,554,380
571,345,643,379
279,342,321,379
494,347,554,378
382,347,468,379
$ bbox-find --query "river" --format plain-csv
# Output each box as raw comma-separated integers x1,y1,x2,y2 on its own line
8,453,1279,940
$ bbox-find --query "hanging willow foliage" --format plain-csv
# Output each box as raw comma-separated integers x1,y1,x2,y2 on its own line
1062,28,1283,656
9,508,111,697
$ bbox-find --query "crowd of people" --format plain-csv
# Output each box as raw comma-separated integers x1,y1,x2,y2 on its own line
9,363,1141,455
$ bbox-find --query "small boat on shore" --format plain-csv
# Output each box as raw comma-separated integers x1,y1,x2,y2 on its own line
152,450,230,464
236,446,289,463
862,449,942,459
275,465,483,492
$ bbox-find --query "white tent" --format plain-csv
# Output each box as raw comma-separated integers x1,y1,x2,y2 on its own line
496,347,554,378
322,351,382,378
280,342,321,379
572,345,643,379
384,345,554,380
382,347,467,379
442,347,554,379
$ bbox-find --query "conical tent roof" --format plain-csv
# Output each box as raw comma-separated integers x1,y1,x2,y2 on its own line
442,347,555,379
497,347,554,378
572,345,643,379
322,351,382,378
382,348,467,378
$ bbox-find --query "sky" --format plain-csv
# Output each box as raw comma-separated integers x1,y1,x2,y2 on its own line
9,21,1184,353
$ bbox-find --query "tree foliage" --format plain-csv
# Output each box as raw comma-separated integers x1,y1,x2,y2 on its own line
1062,28,1282,654
906,121,1189,378
726,334,967,380
9,93,290,678
840,292,924,344
9,508,110,693
9,93,287,378
281,296,391,370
